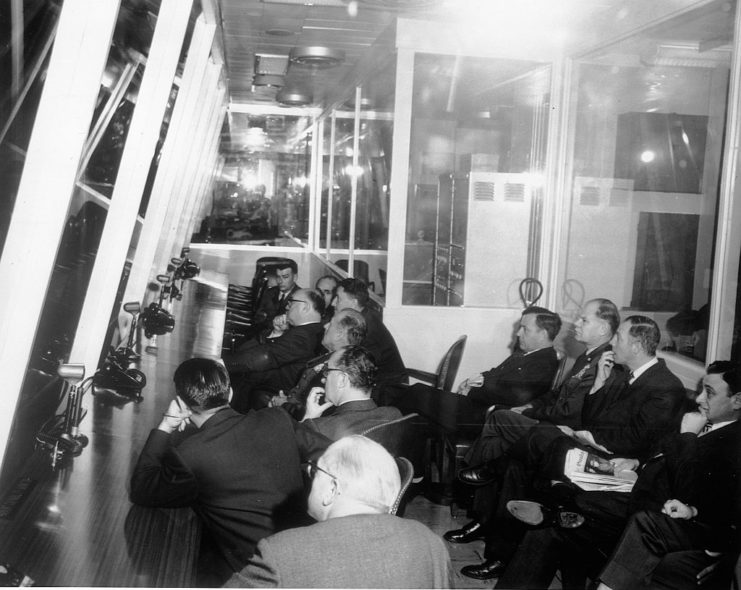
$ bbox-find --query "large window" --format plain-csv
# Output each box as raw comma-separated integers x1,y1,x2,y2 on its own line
402,53,551,306
558,1,735,363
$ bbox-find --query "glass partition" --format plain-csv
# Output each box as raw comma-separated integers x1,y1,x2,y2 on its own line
402,53,551,306
205,113,313,246
558,0,734,363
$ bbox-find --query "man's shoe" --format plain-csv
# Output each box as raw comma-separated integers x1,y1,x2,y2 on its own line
506,500,585,529
457,464,497,486
460,560,506,580
443,520,484,543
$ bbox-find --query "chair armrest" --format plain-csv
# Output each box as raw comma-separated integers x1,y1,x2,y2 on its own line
407,368,437,385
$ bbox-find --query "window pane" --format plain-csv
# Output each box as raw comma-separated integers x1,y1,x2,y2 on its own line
204,113,313,246
402,53,551,306
559,2,734,363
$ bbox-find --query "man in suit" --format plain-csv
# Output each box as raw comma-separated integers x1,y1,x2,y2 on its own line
495,360,741,590
224,435,453,588
129,358,330,583
301,345,402,440
334,278,408,393
269,308,367,419
450,315,686,580
459,298,619,482
224,288,325,411
315,274,338,323
457,305,562,412
252,259,300,333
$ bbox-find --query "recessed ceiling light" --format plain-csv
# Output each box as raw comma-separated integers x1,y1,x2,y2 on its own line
277,88,313,106
290,46,345,68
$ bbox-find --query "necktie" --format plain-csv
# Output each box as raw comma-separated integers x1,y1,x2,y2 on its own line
700,421,713,436
628,371,635,383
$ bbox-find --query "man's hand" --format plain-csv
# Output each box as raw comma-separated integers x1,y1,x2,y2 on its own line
662,498,697,520
457,374,484,396
609,457,639,473
681,411,708,435
574,430,612,454
511,403,533,414
589,350,615,394
557,424,575,437
269,390,288,408
302,387,333,420
268,314,289,338
158,397,192,434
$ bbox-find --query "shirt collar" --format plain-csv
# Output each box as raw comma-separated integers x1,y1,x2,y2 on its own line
629,357,658,384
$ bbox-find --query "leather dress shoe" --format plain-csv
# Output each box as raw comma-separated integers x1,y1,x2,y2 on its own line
457,463,497,486
443,520,484,543
460,560,506,580
506,500,585,529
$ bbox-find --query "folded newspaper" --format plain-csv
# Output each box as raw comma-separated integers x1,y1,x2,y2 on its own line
564,448,638,492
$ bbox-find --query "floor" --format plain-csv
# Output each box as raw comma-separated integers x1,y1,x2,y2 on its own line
402,490,497,590
402,489,562,590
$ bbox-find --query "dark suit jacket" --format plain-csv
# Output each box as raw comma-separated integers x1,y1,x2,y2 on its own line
361,307,407,385
468,347,559,408
303,398,402,440
280,351,332,420
253,283,300,328
629,420,741,549
129,407,330,571
224,513,453,588
224,322,324,394
584,359,685,460
523,342,611,429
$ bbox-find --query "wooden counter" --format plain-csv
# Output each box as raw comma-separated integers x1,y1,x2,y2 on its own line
0,271,227,586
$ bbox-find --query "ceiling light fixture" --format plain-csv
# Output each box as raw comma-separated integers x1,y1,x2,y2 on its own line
252,74,284,88
277,88,313,106
289,46,345,68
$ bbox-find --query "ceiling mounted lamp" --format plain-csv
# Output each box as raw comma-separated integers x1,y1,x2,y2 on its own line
344,96,374,110
277,87,314,107
290,46,345,68
252,74,284,88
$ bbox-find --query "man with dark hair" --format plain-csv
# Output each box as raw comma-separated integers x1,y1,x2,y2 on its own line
450,314,686,581
496,360,741,590
252,259,300,332
457,305,562,410
129,358,330,582
315,275,339,322
457,298,619,486
334,278,407,392
301,345,402,440
224,288,325,411
270,308,367,419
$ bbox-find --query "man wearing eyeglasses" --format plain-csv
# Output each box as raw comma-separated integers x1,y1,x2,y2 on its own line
224,289,325,411
300,345,402,440
224,436,453,588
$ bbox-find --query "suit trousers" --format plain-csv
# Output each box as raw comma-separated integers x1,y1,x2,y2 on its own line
599,510,718,590
465,410,540,466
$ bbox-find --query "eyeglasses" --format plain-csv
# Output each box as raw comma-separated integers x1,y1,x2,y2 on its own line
307,460,338,481
322,366,345,377
286,298,308,305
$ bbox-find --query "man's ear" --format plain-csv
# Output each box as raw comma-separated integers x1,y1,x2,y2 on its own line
228,387,234,403
322,478,339,507
731,391,741,410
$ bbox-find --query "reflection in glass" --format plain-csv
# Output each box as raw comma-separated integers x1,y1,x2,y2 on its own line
561,2,734,363
402,53,550,306
199,113,313,246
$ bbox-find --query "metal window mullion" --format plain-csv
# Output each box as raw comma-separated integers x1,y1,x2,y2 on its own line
348,86,361,276
326,110,336,259
0,0,120,468
70,0,194,374
123,15,216,306
153,60,221,274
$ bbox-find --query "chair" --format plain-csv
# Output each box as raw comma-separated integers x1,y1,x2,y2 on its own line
361,413,421,460
407,335,467,392
390,456,414,516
